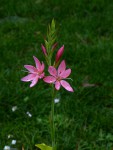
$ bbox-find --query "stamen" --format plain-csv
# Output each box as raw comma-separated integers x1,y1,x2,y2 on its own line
21,70,29,73
66,78,73,81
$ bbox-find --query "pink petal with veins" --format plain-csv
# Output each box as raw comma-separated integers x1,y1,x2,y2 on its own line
43,76,56,83
58,60,66,75
30,76,39,87
21,74,36,82
24,65,37,73
60,69,71,78
33,56,41,70
55,81,61,90
48,66,57,77
61,80,74,92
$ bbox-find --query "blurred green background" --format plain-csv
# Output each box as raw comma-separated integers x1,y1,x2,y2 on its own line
0,0,113,149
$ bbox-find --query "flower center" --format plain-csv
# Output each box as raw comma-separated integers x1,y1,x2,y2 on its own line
36,70,42,76
56,76,61,81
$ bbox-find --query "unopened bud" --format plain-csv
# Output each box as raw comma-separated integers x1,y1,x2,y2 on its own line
41,44,47,56
52,42,58,51
55,45,64,63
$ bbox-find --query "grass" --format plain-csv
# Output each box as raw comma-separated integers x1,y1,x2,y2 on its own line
0,0,113,149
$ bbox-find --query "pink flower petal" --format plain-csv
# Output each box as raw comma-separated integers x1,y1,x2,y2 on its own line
21,74,36,82
24,65,37,73
48,66,57,77
55,81,61,90
60,69,71,78
30,76,39,87
33,56,41,70
60,80,74,92
58,60,66,75
43,76,56,83
55,45,64,62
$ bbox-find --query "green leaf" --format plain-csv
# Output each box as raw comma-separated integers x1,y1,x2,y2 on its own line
35,143,52,150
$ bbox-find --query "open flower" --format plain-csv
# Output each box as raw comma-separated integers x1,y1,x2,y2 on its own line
21,56,45,87
43,60,74,92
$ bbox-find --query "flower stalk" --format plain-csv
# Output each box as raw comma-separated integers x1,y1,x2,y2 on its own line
51,85,56,150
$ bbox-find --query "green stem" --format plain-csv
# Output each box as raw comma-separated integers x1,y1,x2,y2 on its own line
51,85,56,150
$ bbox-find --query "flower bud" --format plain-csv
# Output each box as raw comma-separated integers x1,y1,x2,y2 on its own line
41,44,47,56
55,45,64,63
52,42,58,51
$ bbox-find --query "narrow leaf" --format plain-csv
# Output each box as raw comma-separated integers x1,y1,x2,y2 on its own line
35,143,52,150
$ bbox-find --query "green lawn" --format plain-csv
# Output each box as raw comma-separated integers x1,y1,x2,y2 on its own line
0,0,113,149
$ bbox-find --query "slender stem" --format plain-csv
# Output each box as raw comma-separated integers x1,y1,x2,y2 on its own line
51,85,56,150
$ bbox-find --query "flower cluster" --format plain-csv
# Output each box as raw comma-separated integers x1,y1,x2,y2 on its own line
21,20,74,150
21,45,74,92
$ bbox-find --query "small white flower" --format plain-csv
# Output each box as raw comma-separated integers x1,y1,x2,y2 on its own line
54,98,60,103
8,134,13,139
12,106,17,112
4,146,10,150
11,140,16,145
8,135,11,139
26,111,32,117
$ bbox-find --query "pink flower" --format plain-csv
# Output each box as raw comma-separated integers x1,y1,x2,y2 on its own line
21,56,45,87
43,60,74,92
55,45,64,63
41,44,47,56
